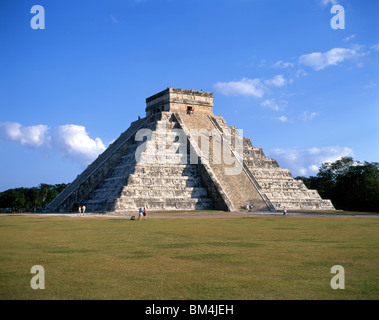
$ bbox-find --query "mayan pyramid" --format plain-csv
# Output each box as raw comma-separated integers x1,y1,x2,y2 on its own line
46,88,335,213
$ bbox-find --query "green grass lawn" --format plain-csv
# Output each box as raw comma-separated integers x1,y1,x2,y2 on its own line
0,215,378,300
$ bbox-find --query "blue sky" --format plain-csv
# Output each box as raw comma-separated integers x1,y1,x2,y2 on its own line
0,0,378,191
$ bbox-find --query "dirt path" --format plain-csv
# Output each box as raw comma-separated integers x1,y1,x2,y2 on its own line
3,210,378,218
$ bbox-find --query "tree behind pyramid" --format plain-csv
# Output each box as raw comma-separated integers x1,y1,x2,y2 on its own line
46,88,334,213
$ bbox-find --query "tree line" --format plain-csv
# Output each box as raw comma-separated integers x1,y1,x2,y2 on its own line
296,157,379,213
1,156,378,213
0,183,68,212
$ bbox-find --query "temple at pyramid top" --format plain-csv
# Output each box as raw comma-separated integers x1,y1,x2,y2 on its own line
145,87,214,116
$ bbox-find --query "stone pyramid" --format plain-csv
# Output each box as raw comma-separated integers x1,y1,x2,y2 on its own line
46,88,334,213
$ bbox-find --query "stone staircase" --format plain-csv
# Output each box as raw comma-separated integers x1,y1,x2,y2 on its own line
84,114,214,212
47,110,334,213
248,167,334,210
176,112,270,211
47,87,334,214
212,117,335,211
45,115,154,212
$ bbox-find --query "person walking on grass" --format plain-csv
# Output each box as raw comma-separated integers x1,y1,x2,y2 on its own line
143,207,147,220
283,207,287,217
138,207,143,220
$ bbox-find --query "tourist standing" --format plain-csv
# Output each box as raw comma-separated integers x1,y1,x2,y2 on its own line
143,207,147,220
138,207,143,220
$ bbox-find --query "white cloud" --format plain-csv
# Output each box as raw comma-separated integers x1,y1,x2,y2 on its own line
276,116,288,122
371,44,379,52
52,125,106,166
295,68,308,78
299,47,366,71
264,74,287,87
364,82,376,89
343,34,356,42
301,111,320,121
320,0,338,6
261,99,287,111
0,121,106,167
0,122,22,141
214,74,288,98
309,164,319,172
267,146,353,177
271,61,294,69
0,122,50,147
213,78,265,97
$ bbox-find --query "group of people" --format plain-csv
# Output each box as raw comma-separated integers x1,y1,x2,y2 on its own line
77,204,147,219
129,207,148,220
75,202,287,218
245,203,254,212
138,207,147,220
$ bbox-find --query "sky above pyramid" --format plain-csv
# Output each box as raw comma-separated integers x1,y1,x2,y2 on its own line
0,0,378,191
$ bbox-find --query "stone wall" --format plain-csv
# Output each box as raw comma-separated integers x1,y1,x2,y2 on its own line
46,115,154,212
80,113,216,212
146,87,213,116
176,112,270,211
212,116,335,211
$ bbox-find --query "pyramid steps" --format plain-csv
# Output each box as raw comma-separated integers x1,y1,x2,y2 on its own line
47,87,334,213
114,198,214,211
211,116,335,211
120,186,209,198
46,115,154,212
176,112,270,211
83,116,215,212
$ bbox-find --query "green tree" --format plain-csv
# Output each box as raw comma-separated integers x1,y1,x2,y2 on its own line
296,157,379,212
334,161,379,212
0,183,69,211
26,187,41,208
316,156,355,199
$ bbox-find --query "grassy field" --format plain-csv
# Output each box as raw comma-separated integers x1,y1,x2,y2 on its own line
0,214,378,300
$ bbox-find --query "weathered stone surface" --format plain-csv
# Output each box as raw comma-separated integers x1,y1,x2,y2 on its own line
211,116,334,210
46,88,335,213
146,87,214,116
